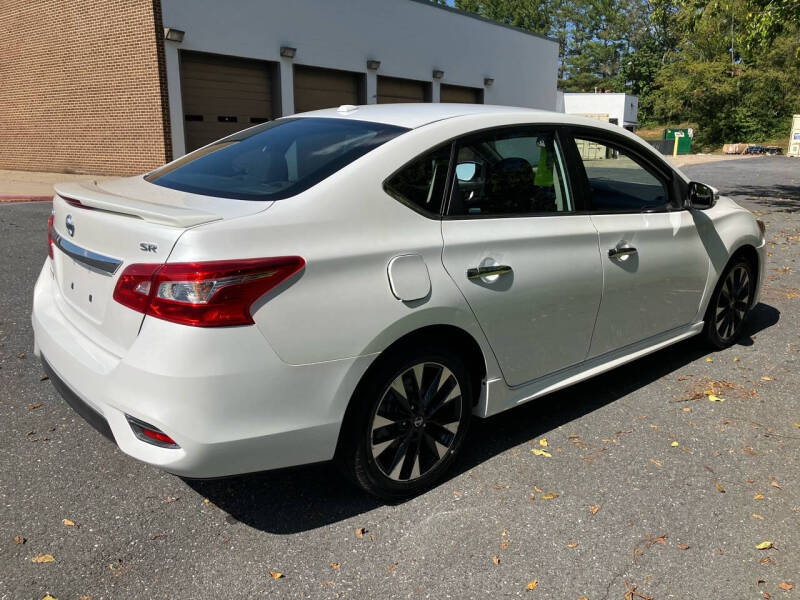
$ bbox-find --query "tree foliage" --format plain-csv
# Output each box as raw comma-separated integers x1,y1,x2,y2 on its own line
435,0,800,146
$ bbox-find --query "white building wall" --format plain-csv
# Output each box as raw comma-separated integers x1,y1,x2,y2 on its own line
161,0,559,156
563,93,638,129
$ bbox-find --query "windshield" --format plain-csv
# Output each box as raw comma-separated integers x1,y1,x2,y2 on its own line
146,117,408,201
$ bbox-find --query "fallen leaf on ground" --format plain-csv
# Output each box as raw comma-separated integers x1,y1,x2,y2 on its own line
567,542,579,548
330,562,340,570
578,597,589,600
671,441,679,447
538,438,548,447
151,532,166,539
761,376,773,381
763,593,772,599
752,513,764,520
589,505,601,515
387,563,398,573
62,519,75,527
541,493,559,500
755,492,765,500
164,496,179,503
40,375,49,381
756,541,775,550
715,481,726,493
355,528,367,538
268,570,284,579
14,535,26,544
682,407,692,412
526,580,538,591
779,582,793,591
28,403,42,410
708,394,725,402
624,579,653,600
650,459,663,468
678,544,690,550
41,595,57,600
770,477,782,489
32,554,54,563
531,448,552,457
492,555,500,565
705,357,713,362
794,422,800,428
533,485,543,493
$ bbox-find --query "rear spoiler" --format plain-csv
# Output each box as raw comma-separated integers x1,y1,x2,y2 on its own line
53,181,222,228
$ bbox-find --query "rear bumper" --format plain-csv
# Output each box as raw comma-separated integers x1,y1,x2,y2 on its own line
32,261,375,477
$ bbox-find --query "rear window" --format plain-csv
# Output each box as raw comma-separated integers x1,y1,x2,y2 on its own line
146,117,407,201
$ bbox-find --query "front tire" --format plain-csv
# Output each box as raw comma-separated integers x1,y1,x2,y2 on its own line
337,344,472,499
703,257,755,349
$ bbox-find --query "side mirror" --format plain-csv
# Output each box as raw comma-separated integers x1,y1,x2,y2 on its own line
687,181,718,209
455,161,479,182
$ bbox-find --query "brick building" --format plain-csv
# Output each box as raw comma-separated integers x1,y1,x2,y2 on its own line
1,0,558,176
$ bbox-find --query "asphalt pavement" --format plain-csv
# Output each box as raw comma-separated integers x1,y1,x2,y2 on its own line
1,156,798,599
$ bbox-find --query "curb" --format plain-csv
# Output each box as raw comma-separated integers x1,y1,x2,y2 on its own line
0,194,53,203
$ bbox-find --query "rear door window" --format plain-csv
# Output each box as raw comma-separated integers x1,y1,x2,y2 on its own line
146,117,407,201
447,128,572,217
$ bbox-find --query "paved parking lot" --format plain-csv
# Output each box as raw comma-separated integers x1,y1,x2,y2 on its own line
1,157,798,599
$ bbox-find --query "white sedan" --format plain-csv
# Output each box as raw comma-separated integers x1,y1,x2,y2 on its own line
32,104,766,498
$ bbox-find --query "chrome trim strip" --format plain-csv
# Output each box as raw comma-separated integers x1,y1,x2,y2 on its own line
53,232,122,276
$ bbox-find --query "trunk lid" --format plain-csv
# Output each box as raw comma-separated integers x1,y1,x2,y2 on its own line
50,177,271,356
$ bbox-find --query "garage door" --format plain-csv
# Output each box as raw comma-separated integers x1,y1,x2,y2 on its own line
294,65,363,113
180,51,276,152
377,76,429,103
440,84,483,104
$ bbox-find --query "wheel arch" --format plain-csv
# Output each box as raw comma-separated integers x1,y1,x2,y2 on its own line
334,324,488,455
726,243,760,308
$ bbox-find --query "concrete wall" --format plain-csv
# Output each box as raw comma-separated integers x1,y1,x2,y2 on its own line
161,0,559,156
563,93,638,128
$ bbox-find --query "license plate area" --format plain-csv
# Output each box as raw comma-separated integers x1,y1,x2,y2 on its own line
57,254,116,323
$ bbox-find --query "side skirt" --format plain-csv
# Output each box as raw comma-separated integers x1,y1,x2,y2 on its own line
476,322,704,418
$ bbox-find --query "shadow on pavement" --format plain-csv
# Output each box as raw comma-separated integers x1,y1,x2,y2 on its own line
184,302,780,534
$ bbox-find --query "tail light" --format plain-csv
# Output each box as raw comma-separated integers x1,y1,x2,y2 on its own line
113,257,304,327
47,212,55,259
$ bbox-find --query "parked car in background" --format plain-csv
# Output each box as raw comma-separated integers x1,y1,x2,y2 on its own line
744,144,766,155
33,104,766,498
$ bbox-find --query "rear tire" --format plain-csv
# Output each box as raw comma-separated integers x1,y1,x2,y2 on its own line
703,257,755,349
336,343,472,500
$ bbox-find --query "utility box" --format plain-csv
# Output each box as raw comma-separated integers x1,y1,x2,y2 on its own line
789,114,800,157
664,128,693,154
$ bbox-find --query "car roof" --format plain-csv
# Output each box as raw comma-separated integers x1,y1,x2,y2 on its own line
292,103,551,129
291,103,635,135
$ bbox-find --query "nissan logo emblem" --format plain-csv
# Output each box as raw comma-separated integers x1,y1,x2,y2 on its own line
65,214,75,237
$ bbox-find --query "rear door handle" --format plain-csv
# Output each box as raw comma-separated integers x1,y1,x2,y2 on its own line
608,246,637,259
467,265,513,279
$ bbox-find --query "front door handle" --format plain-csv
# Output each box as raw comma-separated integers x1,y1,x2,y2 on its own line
608,246,638,259
467,265,513,279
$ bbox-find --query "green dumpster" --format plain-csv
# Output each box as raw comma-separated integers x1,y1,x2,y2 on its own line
663,128,692,154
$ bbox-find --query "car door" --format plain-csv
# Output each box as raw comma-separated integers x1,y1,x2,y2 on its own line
562,128,710,358
440,126,603,387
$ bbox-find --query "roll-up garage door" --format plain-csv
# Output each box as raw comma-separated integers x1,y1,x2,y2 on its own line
294,65,363,113
440,84,483,104
180,51,275,152
377,76,429,103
